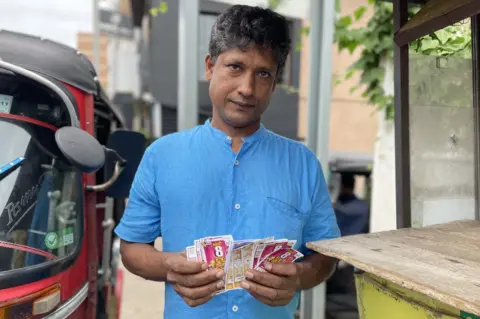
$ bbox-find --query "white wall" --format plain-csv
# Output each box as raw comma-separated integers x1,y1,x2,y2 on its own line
0,0,92,48
370,59,397,232
107,38,140,97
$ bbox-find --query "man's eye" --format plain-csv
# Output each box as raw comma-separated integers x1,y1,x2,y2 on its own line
228,64,241,71
258,71,271,78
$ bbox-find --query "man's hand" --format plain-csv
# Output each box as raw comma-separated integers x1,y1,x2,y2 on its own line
164,253,225,307
240,262,300,306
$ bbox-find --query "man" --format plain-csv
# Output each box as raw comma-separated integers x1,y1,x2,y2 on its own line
115,5,340,319
334,173,369,236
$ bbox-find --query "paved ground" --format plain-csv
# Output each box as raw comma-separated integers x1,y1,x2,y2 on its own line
118,238,165,319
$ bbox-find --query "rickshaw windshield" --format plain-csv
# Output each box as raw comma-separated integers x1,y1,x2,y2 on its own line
0,116,83,272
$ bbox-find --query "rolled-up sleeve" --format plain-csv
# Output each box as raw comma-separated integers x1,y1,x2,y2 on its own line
302,159,340,254
114,146,161,243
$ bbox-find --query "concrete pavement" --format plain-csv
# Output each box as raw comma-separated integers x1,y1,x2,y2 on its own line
118,238,165,319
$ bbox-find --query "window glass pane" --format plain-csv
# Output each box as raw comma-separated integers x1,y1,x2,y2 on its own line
408,22,475,227
0,119,83,271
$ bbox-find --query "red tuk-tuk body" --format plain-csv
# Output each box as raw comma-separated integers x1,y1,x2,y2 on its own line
0,30,145,318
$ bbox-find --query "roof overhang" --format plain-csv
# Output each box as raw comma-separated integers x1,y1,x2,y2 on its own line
394,0,480,46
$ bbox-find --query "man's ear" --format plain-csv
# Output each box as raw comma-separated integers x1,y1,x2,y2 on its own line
205,55,215,81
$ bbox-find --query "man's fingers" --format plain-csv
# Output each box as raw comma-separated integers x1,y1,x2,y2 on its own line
267,262,299,277
249,292,290,307
174,279,224,301
183,295,213,308
245,270,284,289
240,280,290,302
169,269,224,288
165,254,207,274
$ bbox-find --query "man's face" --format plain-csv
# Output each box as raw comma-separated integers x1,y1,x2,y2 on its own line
205,45,278,128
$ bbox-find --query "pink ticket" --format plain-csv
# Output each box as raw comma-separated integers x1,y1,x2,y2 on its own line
255,248,303,272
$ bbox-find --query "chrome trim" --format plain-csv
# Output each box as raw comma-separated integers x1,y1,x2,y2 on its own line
0,60,79,127
43,283,88,319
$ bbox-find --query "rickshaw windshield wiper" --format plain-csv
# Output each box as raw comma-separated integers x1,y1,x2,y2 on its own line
0,156,25,182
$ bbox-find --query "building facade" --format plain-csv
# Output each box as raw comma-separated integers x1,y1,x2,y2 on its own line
297,0,378,156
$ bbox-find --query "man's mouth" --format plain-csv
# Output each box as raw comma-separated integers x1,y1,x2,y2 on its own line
230,100,255,108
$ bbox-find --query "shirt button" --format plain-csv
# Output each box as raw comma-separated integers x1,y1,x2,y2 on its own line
226,136,232,141
234,203,240,210
232,305,239,312
234,160,239,166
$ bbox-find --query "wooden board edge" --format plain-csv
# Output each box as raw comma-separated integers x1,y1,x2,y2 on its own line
306,241,480,316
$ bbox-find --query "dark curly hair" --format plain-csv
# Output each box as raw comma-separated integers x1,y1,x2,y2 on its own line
209,5,291,76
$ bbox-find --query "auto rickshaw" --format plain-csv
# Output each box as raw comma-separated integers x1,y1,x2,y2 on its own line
326,152,372,319
0,30,146,318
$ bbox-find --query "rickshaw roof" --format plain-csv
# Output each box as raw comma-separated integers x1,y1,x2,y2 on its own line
0,30,98,94
328,152,373,175
0,30,125,126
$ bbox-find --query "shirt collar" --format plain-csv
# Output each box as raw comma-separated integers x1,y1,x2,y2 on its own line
203,118,267,144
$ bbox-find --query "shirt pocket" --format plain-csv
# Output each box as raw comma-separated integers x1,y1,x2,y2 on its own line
263,196,304,242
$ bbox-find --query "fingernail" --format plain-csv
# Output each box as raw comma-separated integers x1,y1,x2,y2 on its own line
245,271,253,279
216,270,225,279
201,263,208,270
265,262,272,271
217,281,225,289
241,281,250,290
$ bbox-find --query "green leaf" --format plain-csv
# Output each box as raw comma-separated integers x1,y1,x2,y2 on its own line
354,6,367,21
419,38,440,52
150,7,158,17
159,1,168,14
295,42,303,52
434,29,452,44
338,16,353,28
267,0,281,9
299,26,310,36
345,70,355,80
335,0,341,13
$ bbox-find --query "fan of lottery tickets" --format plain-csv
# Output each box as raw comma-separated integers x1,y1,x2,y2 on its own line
185,235,303,294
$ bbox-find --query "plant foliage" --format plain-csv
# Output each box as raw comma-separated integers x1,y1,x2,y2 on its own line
333,1,472,120
273,0,473,120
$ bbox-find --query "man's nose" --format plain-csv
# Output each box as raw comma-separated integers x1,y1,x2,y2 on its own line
237,74,254,97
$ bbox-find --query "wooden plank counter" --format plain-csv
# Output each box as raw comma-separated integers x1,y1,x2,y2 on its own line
307,220,480,316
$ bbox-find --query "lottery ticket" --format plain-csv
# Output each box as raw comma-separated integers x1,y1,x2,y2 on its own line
197,235,233,270
225,243,251,291
232,248,244,289
257,239,296,265
255,248,304,272
185,235,301,294
185,245,198,261
241,242,255,272
252,237,276,267
225,249,236,291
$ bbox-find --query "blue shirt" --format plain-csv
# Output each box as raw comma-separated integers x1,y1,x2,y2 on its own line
114,119,340,319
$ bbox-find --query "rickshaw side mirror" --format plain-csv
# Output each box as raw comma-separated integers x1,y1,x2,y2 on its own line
103,130,147,198
55,126,105,173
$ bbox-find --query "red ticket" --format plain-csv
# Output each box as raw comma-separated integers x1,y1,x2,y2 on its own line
198,235,232,270
258,240,296,264
255,248,303,272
